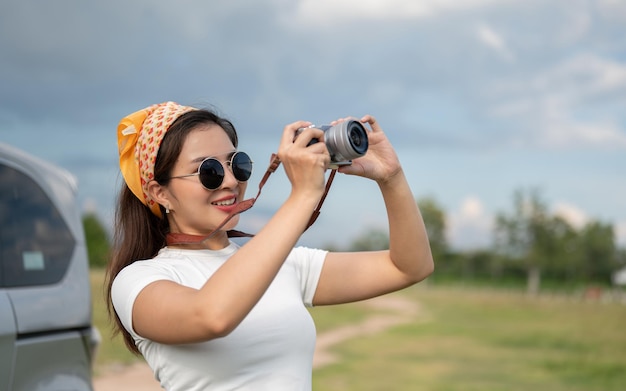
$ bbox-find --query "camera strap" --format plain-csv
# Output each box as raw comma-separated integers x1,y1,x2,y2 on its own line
166,153,337,246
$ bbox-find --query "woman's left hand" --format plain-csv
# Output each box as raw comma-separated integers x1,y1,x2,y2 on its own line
333,115,401,184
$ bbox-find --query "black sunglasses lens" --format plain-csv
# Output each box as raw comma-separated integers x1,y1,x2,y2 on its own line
232,152,253,182
199,159,225,189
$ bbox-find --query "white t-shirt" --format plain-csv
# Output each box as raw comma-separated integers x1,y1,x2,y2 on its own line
111,242,327,391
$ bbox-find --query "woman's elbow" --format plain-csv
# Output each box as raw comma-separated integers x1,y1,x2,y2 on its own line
196,308,240,339
421,257,435,280
409,254,435,284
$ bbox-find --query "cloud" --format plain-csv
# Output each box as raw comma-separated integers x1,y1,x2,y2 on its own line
534,54,626,105
447,196,493,249
485,54,626,149
82,197,100,215
292,0,508,22
3,0,622,151
476,23,515,62
529,201,625,247
552,202,588,229
539,118,626,149
616,221,626,247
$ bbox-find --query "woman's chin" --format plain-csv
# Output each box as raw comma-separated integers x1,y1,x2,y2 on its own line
220,215,241,232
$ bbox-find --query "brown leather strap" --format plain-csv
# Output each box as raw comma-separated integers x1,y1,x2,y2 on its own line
166,153,336,246
305,168,336,231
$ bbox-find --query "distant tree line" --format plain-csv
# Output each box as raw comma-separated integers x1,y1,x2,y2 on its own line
334,188,625,294
83,213,110,269
491,189,623,293
83,187,626,294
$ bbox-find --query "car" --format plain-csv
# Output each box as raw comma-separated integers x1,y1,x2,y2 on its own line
0,142,99,391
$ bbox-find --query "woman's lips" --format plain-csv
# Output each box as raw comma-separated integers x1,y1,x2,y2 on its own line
211,195,238,213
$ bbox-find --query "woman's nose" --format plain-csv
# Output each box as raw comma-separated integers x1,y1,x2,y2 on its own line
220,164,238,189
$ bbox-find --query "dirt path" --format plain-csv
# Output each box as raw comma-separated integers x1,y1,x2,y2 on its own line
93,294,421,391
313,294,421,368
93,362,161,391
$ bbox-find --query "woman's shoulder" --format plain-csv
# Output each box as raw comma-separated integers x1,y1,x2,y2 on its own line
115,256,177,283
290,245,327,255
287,245,328,264
116,243,240,282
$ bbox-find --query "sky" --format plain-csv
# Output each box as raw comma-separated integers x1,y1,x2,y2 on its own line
1,0,625,250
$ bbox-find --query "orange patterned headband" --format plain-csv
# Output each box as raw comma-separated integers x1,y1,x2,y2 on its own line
117,101,196,217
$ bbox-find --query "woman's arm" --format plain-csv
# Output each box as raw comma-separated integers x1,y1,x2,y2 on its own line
313,115,434,305
131,121,330,344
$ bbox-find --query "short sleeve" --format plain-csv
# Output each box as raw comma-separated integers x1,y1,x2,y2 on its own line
287,246,327,307
111,261,177,339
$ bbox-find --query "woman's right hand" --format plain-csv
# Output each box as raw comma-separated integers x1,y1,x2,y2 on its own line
278,120,330,201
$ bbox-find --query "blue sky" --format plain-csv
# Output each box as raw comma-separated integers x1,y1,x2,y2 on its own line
1,0,625,250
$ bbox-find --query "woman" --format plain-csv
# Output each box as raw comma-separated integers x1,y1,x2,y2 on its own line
106,101,433,390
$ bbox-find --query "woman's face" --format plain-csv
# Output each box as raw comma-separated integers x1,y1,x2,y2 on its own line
164,124,248,241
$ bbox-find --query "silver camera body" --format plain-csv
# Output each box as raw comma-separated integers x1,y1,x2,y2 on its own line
296,120,369,166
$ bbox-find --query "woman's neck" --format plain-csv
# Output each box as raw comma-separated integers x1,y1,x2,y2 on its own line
165,231,230,250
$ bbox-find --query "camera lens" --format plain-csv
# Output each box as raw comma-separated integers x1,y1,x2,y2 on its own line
347,122,368,155
350,127,362,147
321,120,369,163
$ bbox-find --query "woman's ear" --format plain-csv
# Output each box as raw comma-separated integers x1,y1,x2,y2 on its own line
147,180,170,212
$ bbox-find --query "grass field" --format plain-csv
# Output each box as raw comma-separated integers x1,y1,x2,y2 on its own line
90,269,139,370
90,270,626,390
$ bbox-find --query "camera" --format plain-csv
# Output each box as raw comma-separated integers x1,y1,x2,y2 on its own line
296,120,369,166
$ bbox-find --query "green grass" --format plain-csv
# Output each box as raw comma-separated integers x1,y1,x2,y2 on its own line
90,271,626,389
90,269,143,374
311,285,626,391
308,302,373,334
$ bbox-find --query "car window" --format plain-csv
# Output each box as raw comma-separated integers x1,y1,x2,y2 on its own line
0,163,75,287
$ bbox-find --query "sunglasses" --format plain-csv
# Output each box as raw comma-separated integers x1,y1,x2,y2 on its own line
169,151,254,190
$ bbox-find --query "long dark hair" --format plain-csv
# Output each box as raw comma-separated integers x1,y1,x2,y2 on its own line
105,108,239,354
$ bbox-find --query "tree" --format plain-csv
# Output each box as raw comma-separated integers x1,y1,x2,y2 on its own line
494,188,555,294
348,228,389,251
579,220,617,283
542,215,581,282
345,197,445,254
494,188,622,290
82,212,111,268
